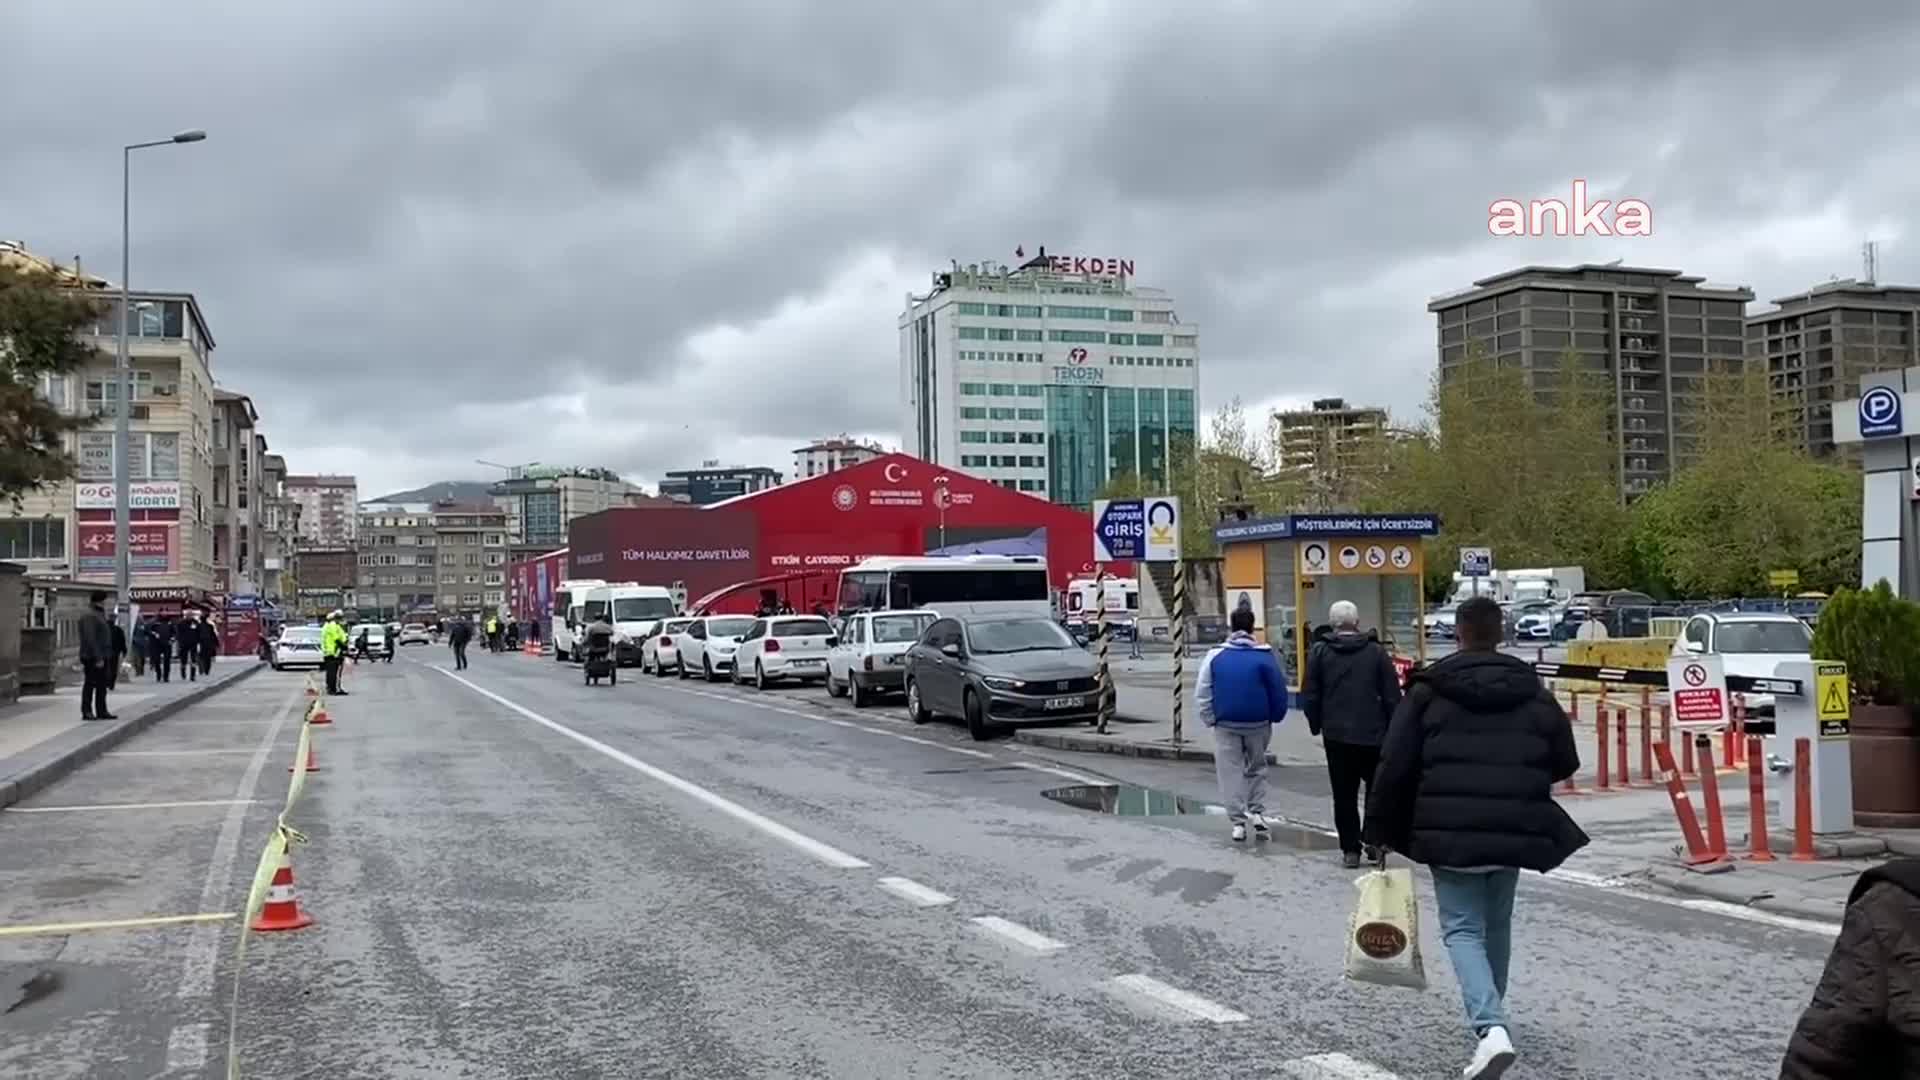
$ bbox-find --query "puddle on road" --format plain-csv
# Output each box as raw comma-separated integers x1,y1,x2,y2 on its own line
1041,783,1344,850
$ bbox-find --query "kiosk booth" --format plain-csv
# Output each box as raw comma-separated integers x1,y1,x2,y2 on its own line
1212,513,1441,684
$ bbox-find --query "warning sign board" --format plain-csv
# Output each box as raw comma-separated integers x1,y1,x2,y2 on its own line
1666,654,1729,728
1815,661,1850,739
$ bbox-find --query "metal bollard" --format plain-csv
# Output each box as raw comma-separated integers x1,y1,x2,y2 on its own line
1745,734,1775,862
1615,707,1632,788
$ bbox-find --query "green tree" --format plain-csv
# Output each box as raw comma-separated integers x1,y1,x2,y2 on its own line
1627,369,1858,596
0,262,103,506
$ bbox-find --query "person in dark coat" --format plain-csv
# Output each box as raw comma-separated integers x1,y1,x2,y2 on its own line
1299,600,1403,868
176,613,200,681
130,617,151,677
149,616,173,682
109,620,128,691
448,616,473,671
77,591,116,720
197,615,219,676
1364,596,1585,1080
1779,857,1920,1078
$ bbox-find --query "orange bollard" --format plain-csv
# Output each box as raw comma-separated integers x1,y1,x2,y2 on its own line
289,743,319,773
1596,708,1612,790
309,699,331,726
1681,716,1696,777
1615,707,1632,787
1791,738,1817,862
1697,735,1729,859
1639,707,1654,783
1653,742,1718,865
1745,735,1775,862
1733,701,1747,768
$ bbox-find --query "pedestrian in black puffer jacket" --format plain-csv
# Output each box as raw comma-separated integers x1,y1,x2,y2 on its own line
1364,596,1586,1079
1779,857,1920,1078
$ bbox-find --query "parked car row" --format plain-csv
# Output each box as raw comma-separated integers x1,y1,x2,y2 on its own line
610,608,1104,741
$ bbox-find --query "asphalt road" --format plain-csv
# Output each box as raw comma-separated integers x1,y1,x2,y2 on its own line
0,648,1835,1078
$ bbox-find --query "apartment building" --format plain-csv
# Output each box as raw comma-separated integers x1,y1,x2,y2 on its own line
487,465,650,547
1746,279,1920,457
0,244,226,597
209,390,271,597
658,463,783,505
792,436,884,479
285,474,358,545
258,453,300,603
1273,398,1389,471
354,501,438,619
1429,263,1753,497
430,501,509,616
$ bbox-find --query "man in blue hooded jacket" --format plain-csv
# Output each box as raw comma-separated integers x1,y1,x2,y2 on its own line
1196,607,1290,841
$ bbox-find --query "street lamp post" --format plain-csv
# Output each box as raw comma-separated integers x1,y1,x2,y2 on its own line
116,129,205,628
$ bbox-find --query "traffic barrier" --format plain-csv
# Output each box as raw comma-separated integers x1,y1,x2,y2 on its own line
1614,707,1632,788
308,698,330,726
249,846,314,932
1696,735,1730,860
1652,741,1719,866
1790,737,1817,861
1745,735,1775,861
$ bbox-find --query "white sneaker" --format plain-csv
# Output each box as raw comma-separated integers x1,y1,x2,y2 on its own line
1230,823,1247,842
1248,812,1271,837
1463,1026,1515,1079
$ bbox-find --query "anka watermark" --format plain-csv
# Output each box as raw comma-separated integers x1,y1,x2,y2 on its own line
1489,179,1652,237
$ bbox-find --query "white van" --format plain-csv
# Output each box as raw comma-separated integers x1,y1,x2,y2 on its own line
552,577,606,661
585,583,678,666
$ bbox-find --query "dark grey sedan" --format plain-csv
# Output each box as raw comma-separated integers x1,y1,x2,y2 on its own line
903,614,1103,740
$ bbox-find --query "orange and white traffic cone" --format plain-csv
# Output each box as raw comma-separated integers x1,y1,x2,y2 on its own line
289,743,319,773
251,849,315,932
304,674,318,699
308,699,331,726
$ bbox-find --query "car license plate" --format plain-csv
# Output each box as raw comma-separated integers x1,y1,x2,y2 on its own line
792,658,823,667
1044,695,1086,710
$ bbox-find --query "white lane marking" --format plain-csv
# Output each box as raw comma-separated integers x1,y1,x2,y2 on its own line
176,685,302,999
1011,761,1105,785
1677,898,1840,937
824,718,858,728
1281,1052,1403,1078
106,749,260,757
856,726,892,737
434,667,870,870
876,877,956,908
970,916,1069,955
889,733,941,748
165,1022,210,1069
937,745,995,759
1105,974,1250,1024
8,798,262,814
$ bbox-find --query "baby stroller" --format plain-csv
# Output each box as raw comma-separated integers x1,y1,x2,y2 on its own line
583,625,617,686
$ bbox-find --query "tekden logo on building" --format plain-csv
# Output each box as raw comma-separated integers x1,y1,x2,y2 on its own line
1488,180,1652,238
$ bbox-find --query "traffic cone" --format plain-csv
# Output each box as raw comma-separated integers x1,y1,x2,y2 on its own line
304,675,317,699
308,699,331,726
289,742,319,773
251,849,314,932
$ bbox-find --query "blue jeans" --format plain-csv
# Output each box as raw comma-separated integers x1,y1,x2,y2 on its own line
1430,867,1521,1035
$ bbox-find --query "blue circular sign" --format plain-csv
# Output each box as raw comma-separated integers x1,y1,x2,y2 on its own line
1862,386,1899,424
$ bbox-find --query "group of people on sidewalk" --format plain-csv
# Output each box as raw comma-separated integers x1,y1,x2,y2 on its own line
77,592,224,720
1195,596,1920,1078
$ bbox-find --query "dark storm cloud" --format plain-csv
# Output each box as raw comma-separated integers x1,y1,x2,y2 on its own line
5,0,1920,495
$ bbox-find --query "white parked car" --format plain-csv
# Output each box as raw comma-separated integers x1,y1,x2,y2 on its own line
397,622,431,646
676,614,757,681
731,615,837,690
349,623,387,656
1672,611,1813,715
272,626,325,670
826,609,938,707
642,617,697,677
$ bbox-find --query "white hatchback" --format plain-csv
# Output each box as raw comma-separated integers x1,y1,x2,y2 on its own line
676,614,758,681
826,609,938,707
642,617,697,677
731,615,837,690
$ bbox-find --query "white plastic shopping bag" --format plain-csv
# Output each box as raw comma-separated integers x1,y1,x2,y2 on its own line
1344,866,1426,990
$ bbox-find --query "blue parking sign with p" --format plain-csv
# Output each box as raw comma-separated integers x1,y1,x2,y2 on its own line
1860,386,1903,439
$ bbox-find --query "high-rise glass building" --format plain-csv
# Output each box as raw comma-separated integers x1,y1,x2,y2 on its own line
899,250,1200,507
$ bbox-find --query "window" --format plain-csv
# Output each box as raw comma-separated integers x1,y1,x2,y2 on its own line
1109,333,1135,346
957,326,985,339
465,553,481,566
1018,455,1042,467
1016,329,1042,342
959,382,987,395
960,406,988,419
1047,305,1106,319
1135,334,1164,346
988,407,1017,420
987,328,1015,341
991,454,1018,467
1048,329,1106,343
1018,479,1042,492
989,383,1018,396
1141,310,1173,323
959,431,988,443
1107,309,1134,322
955,302,986,315
1171,335,1197,347
1017,432,1043,444
1017,408,1044,421
989,431,1017,443
960,454,988,467
0,517,64,559
1017,385,1044,397
1015,305,1042,318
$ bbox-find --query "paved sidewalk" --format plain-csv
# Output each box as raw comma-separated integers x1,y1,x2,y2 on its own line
0,657,263,809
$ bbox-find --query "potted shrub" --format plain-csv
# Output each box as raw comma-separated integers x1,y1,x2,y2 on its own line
1809,582,1920,827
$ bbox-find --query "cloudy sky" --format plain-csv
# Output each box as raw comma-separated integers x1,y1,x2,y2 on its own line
4,1,1912,498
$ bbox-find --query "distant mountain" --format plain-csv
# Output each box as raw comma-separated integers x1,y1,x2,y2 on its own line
370,480,496,505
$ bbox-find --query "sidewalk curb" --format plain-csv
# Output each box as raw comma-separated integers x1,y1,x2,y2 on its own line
1014,726,1280,766
1640,862,1852,924
0,662,265,811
